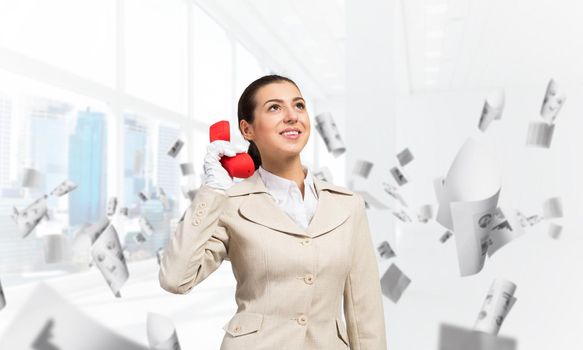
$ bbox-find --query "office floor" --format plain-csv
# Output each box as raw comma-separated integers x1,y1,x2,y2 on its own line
0,258,238,349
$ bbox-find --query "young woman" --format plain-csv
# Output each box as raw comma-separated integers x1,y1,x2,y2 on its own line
159,75,387,350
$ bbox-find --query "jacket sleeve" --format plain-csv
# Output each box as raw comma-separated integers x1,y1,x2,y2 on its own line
159,185,229,294
343,194,388,350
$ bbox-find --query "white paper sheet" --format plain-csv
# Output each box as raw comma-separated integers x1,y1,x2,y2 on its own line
49,179,78,197
91,225,129,297
179,163,194,176
382,181,408,207
478,89,505,132
437,138,501,276
548,222,563,239
0,283,148,349
450,190,500,276
474,279,517,335
80,217,111,245
106,197,118,216
540,78,566,123
439,323,517,350
435,177,452,229
516,211,544,227
377,241,396,260
22,168,42,188
133,150,144,176
43,234,70,264
380,263,411,303
526,122,554,148
352,159,374,178
439,230,453,243
390,208,413,222
133,232,147,244
390,166,409,186
542,196,563,219
315,112,346,157
147,313,182,350
0,279,5,311
11,195,48,238
417,204,433,223
313,166,334,183
157,187,170,211
486,207,526,257
354,190,388,210
137,191,149,203
167,139,184,158
139,217,156,236
396,147,414,167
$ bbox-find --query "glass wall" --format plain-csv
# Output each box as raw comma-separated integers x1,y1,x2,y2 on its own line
0,1,274,283
0,70,111,275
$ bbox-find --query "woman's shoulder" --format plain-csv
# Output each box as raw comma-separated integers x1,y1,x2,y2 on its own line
309,173,354,196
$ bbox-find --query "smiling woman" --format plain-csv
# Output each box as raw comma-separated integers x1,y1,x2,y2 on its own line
237,74,311,177
159,74,387,350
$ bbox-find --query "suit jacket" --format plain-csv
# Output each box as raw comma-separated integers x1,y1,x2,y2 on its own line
159,171,387,350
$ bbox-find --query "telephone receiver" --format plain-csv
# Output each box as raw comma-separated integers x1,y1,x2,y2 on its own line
209,120,255,178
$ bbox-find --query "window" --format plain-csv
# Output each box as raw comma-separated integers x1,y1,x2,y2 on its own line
124,0,188,113
0,69,109,274
0,0,116,87
0,1,323,284
192,5,233,125
157,124,183,200
122,114,151,208
235,42,265,108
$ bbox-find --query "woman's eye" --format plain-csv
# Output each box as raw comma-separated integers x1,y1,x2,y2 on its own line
296,102,305,109
268,104,280,111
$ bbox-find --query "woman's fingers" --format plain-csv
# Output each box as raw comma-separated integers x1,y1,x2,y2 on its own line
233,143,248,153
208,140,248,158
223,142,248,158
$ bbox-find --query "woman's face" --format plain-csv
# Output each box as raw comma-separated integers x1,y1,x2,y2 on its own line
242,81,310,160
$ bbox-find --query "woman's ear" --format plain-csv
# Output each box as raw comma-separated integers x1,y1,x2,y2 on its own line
240,119,254,141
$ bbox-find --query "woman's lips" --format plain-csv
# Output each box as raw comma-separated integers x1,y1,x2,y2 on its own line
280,131,301,140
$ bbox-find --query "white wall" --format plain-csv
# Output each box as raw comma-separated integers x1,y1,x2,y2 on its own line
345,0,398,347
390,83,583,349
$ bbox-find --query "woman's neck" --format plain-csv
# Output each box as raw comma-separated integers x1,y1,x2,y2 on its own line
260,156,306,194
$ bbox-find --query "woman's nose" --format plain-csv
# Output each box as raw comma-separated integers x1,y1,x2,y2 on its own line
283,107,299,122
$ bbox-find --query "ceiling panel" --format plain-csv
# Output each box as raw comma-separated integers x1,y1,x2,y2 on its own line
196,0,346,97
402,0,583,93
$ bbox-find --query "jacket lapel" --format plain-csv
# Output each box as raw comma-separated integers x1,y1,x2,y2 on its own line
228,171,354,238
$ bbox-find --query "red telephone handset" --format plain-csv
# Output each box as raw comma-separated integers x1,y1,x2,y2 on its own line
209,120,255,178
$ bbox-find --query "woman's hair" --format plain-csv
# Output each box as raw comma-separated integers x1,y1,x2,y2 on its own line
238,74,300,170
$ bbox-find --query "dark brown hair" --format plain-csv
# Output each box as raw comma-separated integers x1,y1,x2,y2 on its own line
237,74,300,170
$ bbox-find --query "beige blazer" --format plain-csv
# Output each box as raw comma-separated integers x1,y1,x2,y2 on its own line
159,171,387,350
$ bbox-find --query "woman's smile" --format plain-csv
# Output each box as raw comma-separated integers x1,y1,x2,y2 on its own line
280,128,302,140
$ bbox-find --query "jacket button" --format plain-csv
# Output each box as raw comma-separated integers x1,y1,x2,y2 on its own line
300,238,311,246
233,325,241,333
196,209,205,217
193,218,201,226
199,202,207,208
297,315,307,326
304,274,314,285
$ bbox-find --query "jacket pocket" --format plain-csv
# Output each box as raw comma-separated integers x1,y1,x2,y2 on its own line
222,312,264,337
336,317,349,346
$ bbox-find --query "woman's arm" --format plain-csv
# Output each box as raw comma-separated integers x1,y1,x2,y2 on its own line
343,194,388,349
159,185,230,294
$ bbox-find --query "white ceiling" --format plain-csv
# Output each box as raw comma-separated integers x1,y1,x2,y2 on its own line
199,0,583,97
402,0,583,93
196,0,346,99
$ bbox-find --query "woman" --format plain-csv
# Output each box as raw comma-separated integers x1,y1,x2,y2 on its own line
159,75,387,349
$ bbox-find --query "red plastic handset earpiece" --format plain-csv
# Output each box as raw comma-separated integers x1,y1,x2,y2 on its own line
209,120,255,178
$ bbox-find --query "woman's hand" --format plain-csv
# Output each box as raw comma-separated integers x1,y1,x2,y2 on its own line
202,140,248,191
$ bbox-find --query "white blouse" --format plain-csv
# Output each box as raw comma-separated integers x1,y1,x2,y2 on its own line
257,165,318,231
